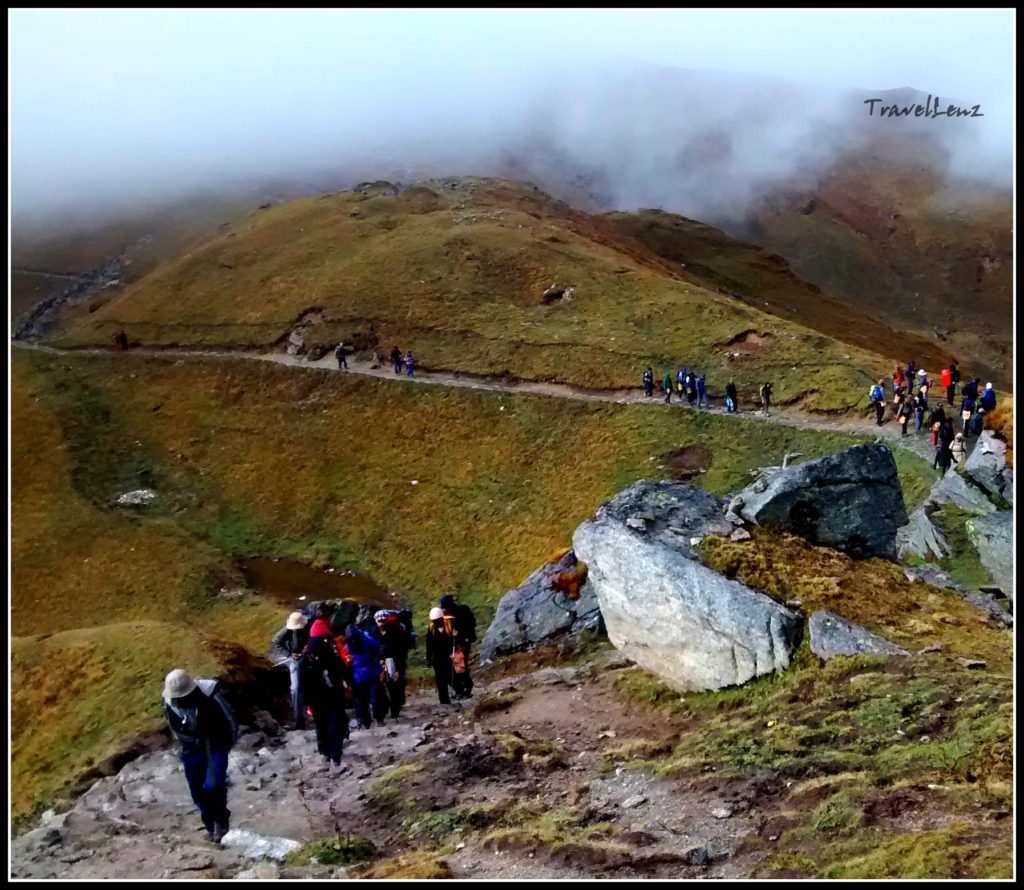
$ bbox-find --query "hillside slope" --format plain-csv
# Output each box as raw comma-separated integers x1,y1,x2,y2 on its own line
47,178,907,413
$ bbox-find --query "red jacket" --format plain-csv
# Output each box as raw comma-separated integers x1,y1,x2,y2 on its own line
940,368,952,388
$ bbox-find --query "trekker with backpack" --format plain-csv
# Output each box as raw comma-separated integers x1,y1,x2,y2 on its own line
980,383,996,413
968,407,986,438
642,367,654,398
300,622,351,772
269,611,310,731
441,594,476,700
870,380,886,426
913,392,926,434
896,393,914,436
391,346,403,374
676,367,686,398
960,392,977,436
335,342,348,370
696,374,708,408
404,351,415,377
725,381,738,413
950,432,967,467
759,381,773,416
927,404,946,447
663,370,673,404
374,609,415,719
934,438,953,475
162,669,239,843
425,607,454,705
685,372,697,405
344,624,387,728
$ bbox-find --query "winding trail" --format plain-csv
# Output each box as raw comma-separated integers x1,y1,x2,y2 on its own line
13,341,945,462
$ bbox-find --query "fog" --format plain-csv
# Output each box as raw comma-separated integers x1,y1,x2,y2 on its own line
9,9,1014,230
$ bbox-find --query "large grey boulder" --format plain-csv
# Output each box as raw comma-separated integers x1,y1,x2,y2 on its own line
962,432,1013,505
572,481,802,692
966,512,1013,602
928,470,996,515
897,506,950,561
479,549,602,663
733,444,907,559
808,611,909,660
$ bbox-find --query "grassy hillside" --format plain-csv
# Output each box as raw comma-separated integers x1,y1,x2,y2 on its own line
11,348,937,817
47,178,903,413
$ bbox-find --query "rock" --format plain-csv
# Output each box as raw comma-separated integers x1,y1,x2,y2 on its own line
573,481,802,691
710,806,733,819
235,862,281,880
682,841,728,867
897,507,950,561
808,611,910,660
479,549,602,663
220,829,302,861
961,432,1012,503
734,444,907,559
928,470,996,515
960,590,1013,626
116,489,157,506
621,795,648,809
956,658,987,670
903,563,959,590
729,528,751,542
966,512,1013,601
917,642,944,654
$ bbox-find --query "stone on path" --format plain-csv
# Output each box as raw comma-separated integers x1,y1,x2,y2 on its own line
808,611,909,660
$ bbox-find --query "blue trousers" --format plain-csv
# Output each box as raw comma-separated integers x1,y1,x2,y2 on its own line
353,679,386,727
181,747,230,831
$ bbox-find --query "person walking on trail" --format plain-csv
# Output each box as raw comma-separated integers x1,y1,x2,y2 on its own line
391,346,403,374
960,392,977,436
893,364,905,394
968,406,986,438
300,622,351,772
642,367,654,398
696,374,709,409
425,606,454,705
335,342,348,370
941,363,955,406
927,403,946,447
759,381,773,416
374,610,414,720
684,372,697,406
663,370,673,404
725,381,738,413
962,377,980,402
916,369,930,400
344,624,387,728
934,437,953,474
404,351,415,377
441,594,476,700
676,367,686,398
980,382,997,413
896,393,914,436
270,611,310,731
162,669,238,844
870,380,886,426
913,392,927,435
950,431,967,467
905,360,916,389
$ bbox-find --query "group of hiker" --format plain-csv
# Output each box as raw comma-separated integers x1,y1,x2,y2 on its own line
389,346,416,376
867,360,998,472
641,367,773,416
161,594,477,844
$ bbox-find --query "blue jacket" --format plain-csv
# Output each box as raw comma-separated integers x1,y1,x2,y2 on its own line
346,628,384,685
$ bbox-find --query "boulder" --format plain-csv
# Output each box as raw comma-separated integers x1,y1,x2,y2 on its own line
962,432,1012,504
897,506,950,561
808,611,909,660
966,512,1013,601
928,470,996,515
116,489,157,506
734,444,908,559
572,481,802,692
479,550,602,663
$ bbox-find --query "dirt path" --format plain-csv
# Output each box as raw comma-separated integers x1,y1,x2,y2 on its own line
13,341,945,462
10,654,773,879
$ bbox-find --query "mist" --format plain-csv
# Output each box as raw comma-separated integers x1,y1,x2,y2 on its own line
10,9,1014,231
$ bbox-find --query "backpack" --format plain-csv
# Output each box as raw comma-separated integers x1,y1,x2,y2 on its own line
195,678,240,746
870,385,882,402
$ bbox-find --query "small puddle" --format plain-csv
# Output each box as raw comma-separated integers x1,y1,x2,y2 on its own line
237,558,403,611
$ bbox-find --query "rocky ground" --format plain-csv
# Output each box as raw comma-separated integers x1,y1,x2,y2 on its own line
11,651,781,880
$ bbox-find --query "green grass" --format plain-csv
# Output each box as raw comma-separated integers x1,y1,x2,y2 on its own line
932,504,994,589
285,834,377,866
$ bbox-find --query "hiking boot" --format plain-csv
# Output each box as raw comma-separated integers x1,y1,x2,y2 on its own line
212,822,228,844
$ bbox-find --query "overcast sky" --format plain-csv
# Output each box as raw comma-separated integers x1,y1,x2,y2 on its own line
9,9,1015,223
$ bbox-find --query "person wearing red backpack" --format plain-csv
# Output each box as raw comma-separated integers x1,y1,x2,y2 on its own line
300,622,351,772
374,610,414,719
425,607,454,705
440,594,476,700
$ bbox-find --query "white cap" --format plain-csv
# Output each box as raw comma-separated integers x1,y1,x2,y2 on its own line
429,607,443,621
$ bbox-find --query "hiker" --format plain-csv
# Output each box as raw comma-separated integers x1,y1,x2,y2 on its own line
905,359,916,389
913,392,926,435
962,377,980,402
642,367,654,398
162,669,238,843
968,406,986,438
892,364,905,394
425,606,454,705
916,369,930,399
404,351,415,377
927,404,946,447
441,594,476,700
685,372,697,406
335,342,348,370
391,346,403,374
676,367,686,398
870,380,886,426
662,369,673,404
980,382,996,413
960,392,977,435
950,431,967,466
759,381,773,416
938,417,955,452
725,381,738,413
344,624,387,728
269,611,311,731
942,360,958,405
934,438,953,474
696,374,708,409
896,393,914,436
891,383,904,418
113,330,128,352
374,610,414,719
300,622,351,771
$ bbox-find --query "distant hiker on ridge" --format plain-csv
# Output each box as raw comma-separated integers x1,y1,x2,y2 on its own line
404,351,415,377
759,381,773,416
642,367,654,398
870,380,886,426
725,380,738,413
662,369,673,404
391,346,403,374
696,373,708,409
335,342,348,370
162,669,238,844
